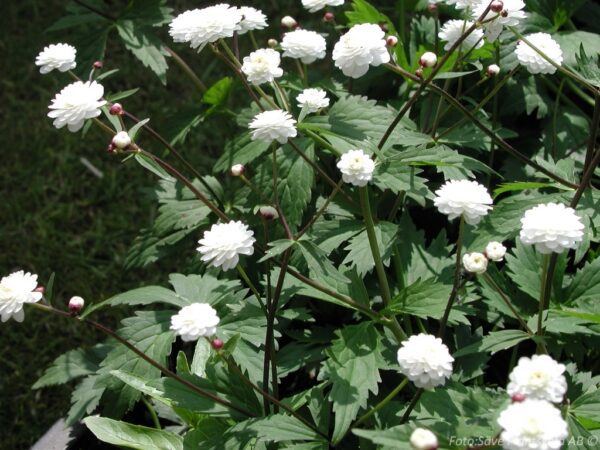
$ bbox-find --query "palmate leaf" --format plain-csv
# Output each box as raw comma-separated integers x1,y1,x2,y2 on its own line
95,311,176,417
319,323,386,444
67,375,106,426
84,416,183,450
565,257,600,306
342,221,399,276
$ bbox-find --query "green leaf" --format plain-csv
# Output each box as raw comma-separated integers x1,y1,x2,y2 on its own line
319,323,386,444
191,339,211,377
229,414,324,443
566,257,600,306
388,279,471,326
203,77,233,108
128,118,150,141
83,286,186,317
298,240,350,284
84,416,183,450
67,375,105,426
574,45,600,88
345,0,398,36
96,311,176,417
259,239,297,263
493,182,556,198
554,31,600,66
343,222,399,276
117,20,169,83
453,330,531,357
214,135,271,172
571,390,600,423
106,88,140,103
134,153,175,181
121,0,174,27
33,345,109,389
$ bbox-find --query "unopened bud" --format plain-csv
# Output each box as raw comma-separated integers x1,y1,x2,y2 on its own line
323,12,335,23
486,64,501,77
268,38,278,48
112,131,132,149
511,393,526,403
230,164,245,176
258,206,279,220
34,286,45,294
379,22,389,33
427,2,438,14
93,61,103,69
415,68,424,79
490,1,504,13
386,36,399,47
109,103,124,116
500,9,508,17
281,16,297,29
106,143,117,154
68,296,85,314
419,51,438,68
211,339,224,350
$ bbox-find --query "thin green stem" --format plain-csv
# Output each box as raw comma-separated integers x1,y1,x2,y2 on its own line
438,217,465,339
354,379,408,427
141,396,161,429
400,388,423,424
237,265,266,313
536,254,552,352
296,181,343,239
482,273,534,335
165,47,207,93
584,92,600,173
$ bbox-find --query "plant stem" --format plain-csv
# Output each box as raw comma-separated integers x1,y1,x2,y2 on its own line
359,187,392,306
237,265,266,314
536,254,555,352
31,303,255,418
583,92,600,175
141,396,161,429
400,388,423,424
165,47,207,93
438,217,465,339
354,378,408,427
482,273,534,335
296,181,343,239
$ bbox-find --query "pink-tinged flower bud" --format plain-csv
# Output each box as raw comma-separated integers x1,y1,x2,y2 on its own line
211,339,224,350
230,164,245,176
112,131,132,149
419,51,438,68
386,36,399,47
107,143,117,154
109,103,124,116
415,68,424,79
486,64,501,77
258,206,279,220
323,12,335,23
281,16,297,29
490,1,504,13
500,9,509,17
268,38,278,48
68,296,85,313
427,2,438,14
379,22,389,33
93,61,103,69
511,393,526,403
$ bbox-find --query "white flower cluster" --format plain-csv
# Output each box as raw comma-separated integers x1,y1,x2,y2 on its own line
332,23,390,79
297,88,330,113
438,19,483,51
397,333,454,389
197,221,256,271
0,271,43,322
242,48,283,85
519,203,584,254
497,354,569,450
169,4,268,50
249,110,297,144
515,33,563,75
282,29,327,64
337,149,375,187
462,241,506,274
302,0,344,13
434,179,493,225
35,43,76,74
170,303,220,341
445,0,480,10
47,80,106,133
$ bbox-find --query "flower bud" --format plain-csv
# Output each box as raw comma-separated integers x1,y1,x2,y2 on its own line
93,61,103,69
68,296,85,314
106,143,117,154
268,38,278,48
34,286,45,294
281,16,297,29
419,51,438,68
323,12,335,23
427,2,438,14
500,9,509,17
410,428,438,450
415,68,424,79
490,1,504,13
511,393,526,403
211,338,224,350
109,103,124,116
486,64,501,77
230,164,245,176
485,241,507,262
386,36,399,47
379,22,389,33
462,252,488,274
112,131,132,149
258,206,279,220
